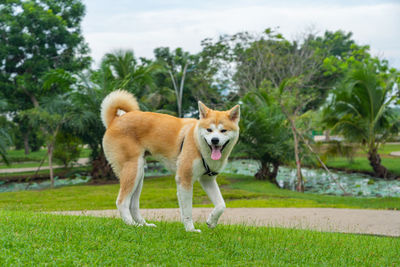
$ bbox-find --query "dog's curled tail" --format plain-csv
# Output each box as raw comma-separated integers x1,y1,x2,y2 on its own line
101,89,139,128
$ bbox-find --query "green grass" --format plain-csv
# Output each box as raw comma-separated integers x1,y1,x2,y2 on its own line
3,148,91,164
1,174,399,211
1,210,399,266
326,157,400,175
378,143,400,154
0,166,90,180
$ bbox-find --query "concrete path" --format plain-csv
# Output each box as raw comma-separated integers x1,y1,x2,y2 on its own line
0,158,90,174
53,208,400,237
390,151,400,157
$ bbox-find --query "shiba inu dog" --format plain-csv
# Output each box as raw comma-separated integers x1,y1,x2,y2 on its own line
101,90,240,232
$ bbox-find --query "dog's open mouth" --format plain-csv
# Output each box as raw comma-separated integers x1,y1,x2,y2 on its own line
205,139,230,161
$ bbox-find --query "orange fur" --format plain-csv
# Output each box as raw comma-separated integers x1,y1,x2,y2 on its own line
101,90,240,230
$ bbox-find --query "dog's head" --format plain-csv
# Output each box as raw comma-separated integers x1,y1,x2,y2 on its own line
197,101,240,161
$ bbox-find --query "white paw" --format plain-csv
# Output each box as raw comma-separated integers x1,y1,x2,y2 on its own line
206,219,217,229
187,228,201,233
144,223,157,227
122,218,135,225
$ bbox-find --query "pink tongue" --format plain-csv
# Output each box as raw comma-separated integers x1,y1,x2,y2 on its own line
211,147,222,160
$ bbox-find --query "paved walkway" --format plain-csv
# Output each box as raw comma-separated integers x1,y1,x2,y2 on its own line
53,208,400,237
0,158,90,174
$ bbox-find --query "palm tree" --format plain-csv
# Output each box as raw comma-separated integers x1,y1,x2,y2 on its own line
240,89,293,185
103,50,160,103
0,100,11,164
323,61,399,178
69,50,163,180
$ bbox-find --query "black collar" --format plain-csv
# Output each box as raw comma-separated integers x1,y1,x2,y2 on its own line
201,156,219,176
179,137,218,176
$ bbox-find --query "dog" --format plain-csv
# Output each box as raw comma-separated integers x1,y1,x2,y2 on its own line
101,90,240,232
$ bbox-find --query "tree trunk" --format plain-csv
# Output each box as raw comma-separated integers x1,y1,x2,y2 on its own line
324,130,330,142
289,121,304,192
368,149,390,178
23,132,30,155
91,149,116,180
255,161,280,186
48,143,54,188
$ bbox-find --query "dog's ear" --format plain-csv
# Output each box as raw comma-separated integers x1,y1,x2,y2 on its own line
228,105,240,123
198,101,209,119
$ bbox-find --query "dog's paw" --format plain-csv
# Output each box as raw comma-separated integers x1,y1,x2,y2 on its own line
187,228,201,233
206,219,217,229
144,223,157,227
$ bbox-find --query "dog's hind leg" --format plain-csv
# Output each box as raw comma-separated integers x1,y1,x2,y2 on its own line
129,165,156,227
199,176,226,228
116,154,144,226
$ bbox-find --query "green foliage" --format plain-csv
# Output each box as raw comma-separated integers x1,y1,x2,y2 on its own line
323,61,399,149
0,128,11,165
0,101,11,164
0,0,90,157
323,60,399,177
53,132,83,167
0,0,90,107
154,46,225,116
240,89,293,181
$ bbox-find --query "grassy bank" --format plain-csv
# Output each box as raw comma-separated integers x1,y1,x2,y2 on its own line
1,210,399,266
1,174,399,211
319,143,400,176
2,148,91,165
326,157,400,176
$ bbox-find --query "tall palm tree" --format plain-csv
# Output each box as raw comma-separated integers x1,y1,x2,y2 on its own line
103,50,160,103
323,62,399,178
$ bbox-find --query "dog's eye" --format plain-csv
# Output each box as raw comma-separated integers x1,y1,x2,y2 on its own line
221,129,227,133
207,128,212,132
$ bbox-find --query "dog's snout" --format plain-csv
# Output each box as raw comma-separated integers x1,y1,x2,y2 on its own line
211,137,219,145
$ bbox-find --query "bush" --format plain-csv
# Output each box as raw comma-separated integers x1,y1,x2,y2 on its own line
53,132,82,167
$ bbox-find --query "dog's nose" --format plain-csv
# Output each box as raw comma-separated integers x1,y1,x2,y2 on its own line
211,137,219,145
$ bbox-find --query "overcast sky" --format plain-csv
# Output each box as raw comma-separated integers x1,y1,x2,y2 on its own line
81,0,400,68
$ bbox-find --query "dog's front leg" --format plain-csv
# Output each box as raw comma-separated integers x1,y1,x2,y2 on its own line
200,176,226,228
176,182,201,232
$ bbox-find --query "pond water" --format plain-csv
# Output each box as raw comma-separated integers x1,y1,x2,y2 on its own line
1,159,399,197
0,175,91,193
224,160,400,198
0,161,171,193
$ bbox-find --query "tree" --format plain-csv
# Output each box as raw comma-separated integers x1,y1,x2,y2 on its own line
154,47,193,117
68,65,116,180
0,0,90,153
22,95,72,186
0,100,11,164
240,89,293,185
235,30,329,192
323,60,400,178
68,51,160,180
154,47,223,117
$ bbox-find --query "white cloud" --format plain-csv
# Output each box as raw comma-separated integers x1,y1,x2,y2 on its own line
82,2,400,68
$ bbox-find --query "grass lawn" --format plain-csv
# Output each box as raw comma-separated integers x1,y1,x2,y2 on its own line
1,174,399,211
1,173,399,265
326,157,400,176
0,166,90,180
3,148,91,165
1,210,399,266
312,143,400,176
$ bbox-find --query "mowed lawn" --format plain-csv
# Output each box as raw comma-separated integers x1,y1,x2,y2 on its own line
1,174,399,211
1,210,399,266
323,143,400,175
1,174,400,265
